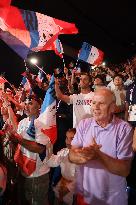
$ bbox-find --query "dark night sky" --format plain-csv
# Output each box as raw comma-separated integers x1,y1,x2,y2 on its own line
0,0,136,85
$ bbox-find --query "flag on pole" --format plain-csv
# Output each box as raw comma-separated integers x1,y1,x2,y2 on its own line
35,75,57,144
0,4,78,59
47,38,64,58
36,70,44,83
78,42,104,66
55,38,64,58
20,76,31,92
0,76,7,84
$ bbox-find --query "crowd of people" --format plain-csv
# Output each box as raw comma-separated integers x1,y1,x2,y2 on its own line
0,55,136,205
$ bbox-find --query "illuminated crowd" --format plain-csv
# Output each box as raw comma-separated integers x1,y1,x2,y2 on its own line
0,55,136,205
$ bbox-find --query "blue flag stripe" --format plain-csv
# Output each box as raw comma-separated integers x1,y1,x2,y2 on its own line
40,75,55,114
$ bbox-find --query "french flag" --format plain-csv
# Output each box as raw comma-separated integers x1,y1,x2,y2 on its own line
36,70,44,83
0,4,78,59
54,38,64,58
20,76,31,92
78,42,104,66
35,75,57,144
46,38,64,58
14,144,37,176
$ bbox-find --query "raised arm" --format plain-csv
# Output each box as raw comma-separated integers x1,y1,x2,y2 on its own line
55,78,70,103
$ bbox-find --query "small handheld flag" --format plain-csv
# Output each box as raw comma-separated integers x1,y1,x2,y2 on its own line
78,42,104,66
35,75,57,144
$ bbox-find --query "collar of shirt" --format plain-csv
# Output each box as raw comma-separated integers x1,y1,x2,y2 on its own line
91,116,116,130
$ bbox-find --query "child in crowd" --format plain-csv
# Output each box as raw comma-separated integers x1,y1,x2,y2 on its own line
47,128,76,205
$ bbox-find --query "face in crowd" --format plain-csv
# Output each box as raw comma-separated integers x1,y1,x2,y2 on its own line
24,98,41,117
79,74,91,89
65,129,76,149
94,77,103,86
91,89,115,122
113,76,123,87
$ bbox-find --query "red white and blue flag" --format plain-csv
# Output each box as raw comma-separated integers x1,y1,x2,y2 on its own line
0,3,78,59
36,70,44,83
78,42,104,66
20,75,31,92
35,75,57,144
47,38,64,58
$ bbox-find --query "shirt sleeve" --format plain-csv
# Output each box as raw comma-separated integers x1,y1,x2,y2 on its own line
47,148,69,167
116,123,134,160
71,119,87,147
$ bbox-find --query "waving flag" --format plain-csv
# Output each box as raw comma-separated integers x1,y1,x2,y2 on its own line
14,144,37,176
47,38,64,58
0,76,7,84
0,4,78,59
78,42,104,66
20,76,31,92
36,70,44,83
35,75,57,144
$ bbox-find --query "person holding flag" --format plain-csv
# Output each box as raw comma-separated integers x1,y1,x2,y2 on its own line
55,72,94,128
5,95,51,205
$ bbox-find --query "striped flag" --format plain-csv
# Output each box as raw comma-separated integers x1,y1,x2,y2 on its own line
36,70,44,83
14,114,47,176
14,116,37,176
78,42,104,66
20,76,31,92
47,38,64,58
0,4,78,59
14,143,37,176
35,75,57,144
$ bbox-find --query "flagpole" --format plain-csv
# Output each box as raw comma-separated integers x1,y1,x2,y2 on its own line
2,76,13,88
33,63,47,76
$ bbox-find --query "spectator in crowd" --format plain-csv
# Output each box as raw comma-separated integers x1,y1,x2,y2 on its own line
47,128,76,205
92,75,105,91
125,68,136,205
5,96,51,205
0,94,19,204
69,88,133,205
111,74,126,119
55,72,94,127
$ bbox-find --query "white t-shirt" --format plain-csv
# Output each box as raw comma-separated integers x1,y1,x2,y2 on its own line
69,92,94,127
47,148,76,205
107,80,115,90
111,88,126,106
17,117,50,178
